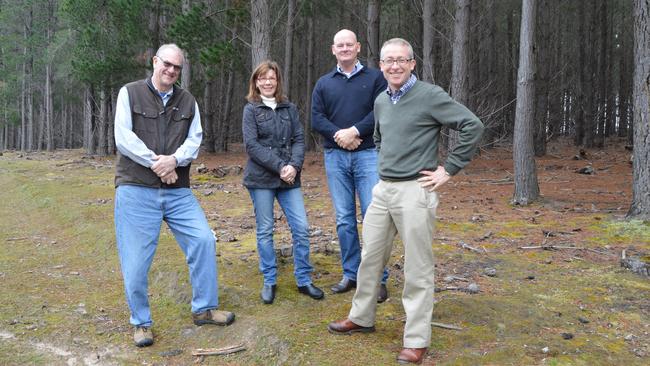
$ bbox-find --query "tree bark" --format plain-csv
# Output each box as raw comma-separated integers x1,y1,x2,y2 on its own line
595,0,608,147
21,4,34,151
97,88,108,156
512,0,540,205
283,0,296,96
44,0,56,151
627,0,650,220
83,86,96,154
180,0,192,90
421,0,435,83
366,0,380,68
251,0,270,67
202,79,215,153
448,0,470,153
215,61,235,152
533,0,550,156
304,5,315,151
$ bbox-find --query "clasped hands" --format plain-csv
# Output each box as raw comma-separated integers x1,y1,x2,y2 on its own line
280,165,297,184
334,127,362,150
152,154,178,184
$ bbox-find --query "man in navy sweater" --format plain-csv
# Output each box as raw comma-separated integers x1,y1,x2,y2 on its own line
311,29,389,303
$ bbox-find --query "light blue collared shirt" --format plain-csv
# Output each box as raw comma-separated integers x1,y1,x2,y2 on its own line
114,86,202,168
387,74,417,104
336,60,363,79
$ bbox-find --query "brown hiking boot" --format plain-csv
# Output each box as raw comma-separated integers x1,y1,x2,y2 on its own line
133,326,153,347
192,309,235,326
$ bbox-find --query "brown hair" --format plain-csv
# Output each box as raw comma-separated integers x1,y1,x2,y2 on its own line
246,60,287,103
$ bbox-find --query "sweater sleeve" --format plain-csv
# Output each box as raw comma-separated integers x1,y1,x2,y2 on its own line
242,103,285,174
373,99,382,151
354,72,387,138
311,79,341,141
428,86,484,175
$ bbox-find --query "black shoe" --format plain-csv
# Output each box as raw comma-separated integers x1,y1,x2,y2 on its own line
377,283,388,303
297,284,324,300
331,278,357,293
261,284,276,304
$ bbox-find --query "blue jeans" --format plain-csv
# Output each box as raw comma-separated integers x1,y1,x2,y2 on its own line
248,187,314,287
324,148,388,283
114,185,218,327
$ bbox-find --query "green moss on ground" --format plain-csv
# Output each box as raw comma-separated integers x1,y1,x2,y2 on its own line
0,151,648,365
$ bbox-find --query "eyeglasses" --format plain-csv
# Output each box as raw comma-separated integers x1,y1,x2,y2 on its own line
258,77,277,83
157,56,182,72
380,58,413,66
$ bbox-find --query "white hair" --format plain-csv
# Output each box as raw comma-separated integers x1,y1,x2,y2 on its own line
380,38,414,59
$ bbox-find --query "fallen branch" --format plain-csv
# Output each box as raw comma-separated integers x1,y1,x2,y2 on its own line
192,343,246,356
6,237,28,241
519,245,614,256
459,241,482,253
396,316,462,330
431,322,463,330
435,286,460,292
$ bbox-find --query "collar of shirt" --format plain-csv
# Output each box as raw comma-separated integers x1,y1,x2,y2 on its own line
336,60,363,78
158,90,173,106
386,74,417,104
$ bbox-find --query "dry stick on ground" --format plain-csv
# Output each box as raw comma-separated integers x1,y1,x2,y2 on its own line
396,316,463,330
459,241,482,253
192,344,247,356
519,244,614,256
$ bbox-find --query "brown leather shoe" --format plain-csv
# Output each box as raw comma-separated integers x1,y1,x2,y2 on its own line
397,347,428,364
327,318,375,335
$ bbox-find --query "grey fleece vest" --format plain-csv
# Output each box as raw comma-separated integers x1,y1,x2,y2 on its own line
115,79,196,188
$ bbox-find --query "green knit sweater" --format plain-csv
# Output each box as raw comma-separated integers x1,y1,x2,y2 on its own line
373,80,484,180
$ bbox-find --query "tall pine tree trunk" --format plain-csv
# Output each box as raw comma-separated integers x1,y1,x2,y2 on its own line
533,0,550,157
627,0,650,220
21,5,34,151
512,0,540,205
421,0,435,83
251,0,270,67
366,0,380,69
283,0,296,96
449,0,470,153
304,6,315,151
97,89,108,156
180,0,192,90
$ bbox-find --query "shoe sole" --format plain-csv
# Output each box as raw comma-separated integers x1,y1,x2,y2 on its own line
193,314,236,326
327,326,375,335
298,290,325,300
134,339,153,347
330,286,356,294
397,359,423,365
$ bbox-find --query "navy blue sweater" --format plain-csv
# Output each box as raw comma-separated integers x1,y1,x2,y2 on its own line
311,65,387,151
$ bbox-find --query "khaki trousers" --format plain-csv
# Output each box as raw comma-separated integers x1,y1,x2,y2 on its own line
348,179,438,348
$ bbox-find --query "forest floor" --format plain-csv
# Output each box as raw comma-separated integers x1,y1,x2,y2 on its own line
0,139,649,366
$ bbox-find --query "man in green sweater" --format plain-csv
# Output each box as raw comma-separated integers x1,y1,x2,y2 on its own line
327,38,484,365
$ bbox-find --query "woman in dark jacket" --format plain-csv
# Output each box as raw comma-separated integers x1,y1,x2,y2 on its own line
242,61,324,304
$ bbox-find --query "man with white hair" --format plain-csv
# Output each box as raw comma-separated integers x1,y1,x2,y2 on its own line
114,44,235,347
